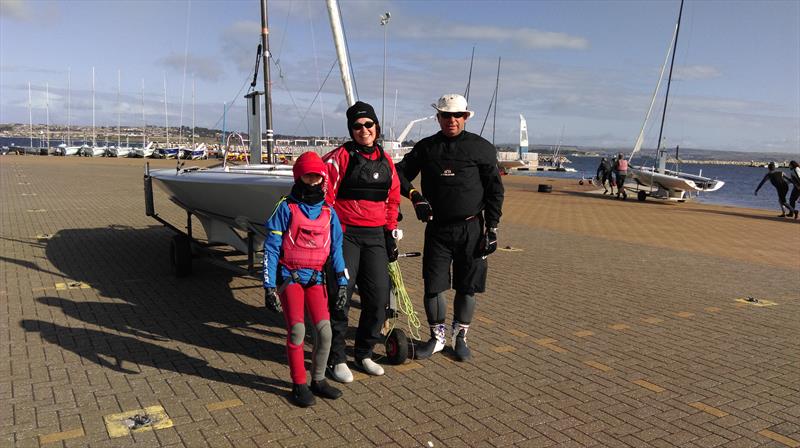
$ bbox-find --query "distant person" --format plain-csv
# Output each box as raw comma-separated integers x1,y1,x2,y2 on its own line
612,153,628,200
395,93,504,362
596,157,613,195
754,162,796,218
263,152,349,407
787,160,799,219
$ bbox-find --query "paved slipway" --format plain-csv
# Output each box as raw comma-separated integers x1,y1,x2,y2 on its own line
1,156,798,448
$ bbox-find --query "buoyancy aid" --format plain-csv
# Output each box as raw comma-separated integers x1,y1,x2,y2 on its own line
279,202,331,271
337,145,392,201
616,159,628,172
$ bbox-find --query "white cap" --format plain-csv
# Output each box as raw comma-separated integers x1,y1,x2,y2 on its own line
431,94,475,118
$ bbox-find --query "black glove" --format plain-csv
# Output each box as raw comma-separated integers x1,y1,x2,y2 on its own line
264,287,282,313
480,228,498,257
385,230,398,262
410,190,433,222
335,285,348,311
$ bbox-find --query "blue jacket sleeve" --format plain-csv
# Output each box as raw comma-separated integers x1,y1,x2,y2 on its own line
263,199,290,289
328,207,348,286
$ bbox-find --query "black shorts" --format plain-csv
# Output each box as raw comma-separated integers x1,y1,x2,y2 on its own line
423,218,487,295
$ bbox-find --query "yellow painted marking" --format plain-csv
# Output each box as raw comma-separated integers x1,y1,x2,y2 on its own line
735,298,778,307
39,428,84,445
475,315,495,324
497,246,523,252
574,330,594,337
103,405,173,438
507,329,530,338
206,399,243,412
55,282,90,290
22,193,37,196
633,379,665,393
27,209,47,213
584,360,612,372
394,362,422,372
35,234,53,240
675,311,695,318
493,345,516,353
689,402,728,418
533,338,558,346
758,430,800,448
641,317,663,324
704,307,721,312
610,323,630,330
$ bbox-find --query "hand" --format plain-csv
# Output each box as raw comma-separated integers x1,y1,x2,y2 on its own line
410,191,433,222
265,288,282,313
335,285,348,311
385,230,399,262
480,228,498,257
754,191,758,196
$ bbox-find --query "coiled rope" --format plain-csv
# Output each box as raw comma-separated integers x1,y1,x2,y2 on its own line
387,260,422,341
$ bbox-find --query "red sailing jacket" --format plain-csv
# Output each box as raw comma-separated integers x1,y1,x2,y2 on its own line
322,143,400,231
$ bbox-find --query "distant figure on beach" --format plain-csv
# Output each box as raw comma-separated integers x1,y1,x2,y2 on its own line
787,160,799,219
395,93,504,362
596,157,613,195
754,162,796,218
612,153,628,200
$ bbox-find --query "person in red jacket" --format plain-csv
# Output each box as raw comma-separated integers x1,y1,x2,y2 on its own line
322,101,401,382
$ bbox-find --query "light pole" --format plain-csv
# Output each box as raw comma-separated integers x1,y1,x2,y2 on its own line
380,12,391,141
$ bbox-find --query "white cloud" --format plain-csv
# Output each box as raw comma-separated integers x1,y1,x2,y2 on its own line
673,65,721,80
220,20,261,74
0,0,31,20
157,53,225,82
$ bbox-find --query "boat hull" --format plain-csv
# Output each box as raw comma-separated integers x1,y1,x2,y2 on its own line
630,166,725,200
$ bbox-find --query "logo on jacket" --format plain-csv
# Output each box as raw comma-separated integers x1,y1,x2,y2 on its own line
373,172,380,179
441,169,455,177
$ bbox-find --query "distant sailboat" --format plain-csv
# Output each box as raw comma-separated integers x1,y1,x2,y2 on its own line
61,69,85,156
497,114,531,173
85,67,108,157
627,0,724,201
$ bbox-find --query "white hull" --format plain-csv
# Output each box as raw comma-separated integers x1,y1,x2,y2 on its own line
630,166,724,200
86,146,107,157
149,165,294,252
108,147,133,157
61,145,84,156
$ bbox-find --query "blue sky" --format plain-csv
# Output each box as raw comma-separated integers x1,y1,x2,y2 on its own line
1,0,798,153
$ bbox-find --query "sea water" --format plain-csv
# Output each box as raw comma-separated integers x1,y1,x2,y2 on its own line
514,156,797,212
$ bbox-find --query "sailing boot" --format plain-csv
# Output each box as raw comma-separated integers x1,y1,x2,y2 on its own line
413,324,446,360
290,384,316,408
452,322,472,362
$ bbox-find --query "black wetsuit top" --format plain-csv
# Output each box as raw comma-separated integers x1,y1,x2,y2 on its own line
396,130,504,228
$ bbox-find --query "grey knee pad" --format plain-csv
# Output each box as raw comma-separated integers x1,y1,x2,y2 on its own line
311,320,332,381
424,292,447,324
289,323,305,346
453,292,476,325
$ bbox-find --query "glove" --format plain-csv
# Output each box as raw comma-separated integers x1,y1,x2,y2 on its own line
264,287,282,313
410,190,433,222
385,230,399,262
480,227,498,257
335,285,348,311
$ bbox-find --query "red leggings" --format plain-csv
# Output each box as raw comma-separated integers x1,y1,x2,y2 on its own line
280,283,330,384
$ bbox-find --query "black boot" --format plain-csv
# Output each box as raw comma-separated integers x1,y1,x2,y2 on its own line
290,384,316,407
452,322,472,362
310,379,342,399
412,324,446,360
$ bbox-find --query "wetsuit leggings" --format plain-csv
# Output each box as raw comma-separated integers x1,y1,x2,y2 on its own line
616,173,627,195
280,283,330,385
790,186,799,211
327,226,389,365
777,185,792,212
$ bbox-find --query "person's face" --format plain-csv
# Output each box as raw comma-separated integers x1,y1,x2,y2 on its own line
301,173,323,186
351,117,377,147
437,111,468,138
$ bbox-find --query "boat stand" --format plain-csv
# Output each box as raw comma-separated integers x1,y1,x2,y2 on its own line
144,163,260,278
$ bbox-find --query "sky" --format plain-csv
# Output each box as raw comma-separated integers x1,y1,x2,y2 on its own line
1,0,798,153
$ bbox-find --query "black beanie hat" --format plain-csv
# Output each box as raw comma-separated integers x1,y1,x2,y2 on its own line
346,101,380,139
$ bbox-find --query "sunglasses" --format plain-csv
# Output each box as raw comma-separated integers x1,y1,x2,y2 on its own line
439,112,467,119
351,121,376,130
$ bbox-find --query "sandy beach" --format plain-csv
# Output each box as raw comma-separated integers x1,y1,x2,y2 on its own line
2,155,798,447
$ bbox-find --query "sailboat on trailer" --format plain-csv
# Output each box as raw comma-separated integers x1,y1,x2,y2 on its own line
627,0,724,201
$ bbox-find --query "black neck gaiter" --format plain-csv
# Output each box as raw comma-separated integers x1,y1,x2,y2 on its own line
291,181,325,205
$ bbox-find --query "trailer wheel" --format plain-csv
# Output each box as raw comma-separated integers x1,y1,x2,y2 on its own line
385,328,409,365
637,191,647,202
170,234,192,277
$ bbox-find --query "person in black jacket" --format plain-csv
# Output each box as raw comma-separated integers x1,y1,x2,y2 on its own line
596,157,613,195
395,93,504,362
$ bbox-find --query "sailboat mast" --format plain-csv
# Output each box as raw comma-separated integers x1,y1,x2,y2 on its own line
92,67,96,147
67,68,71,146
117,70,121,148
164,74,169,148
326,0,356,107
492,57,501,145
28,82,32,152
45,83,50,149
464,46,475,102
655,0,684,154
192,75,195,148
260,0,274,163
141,79,146,148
